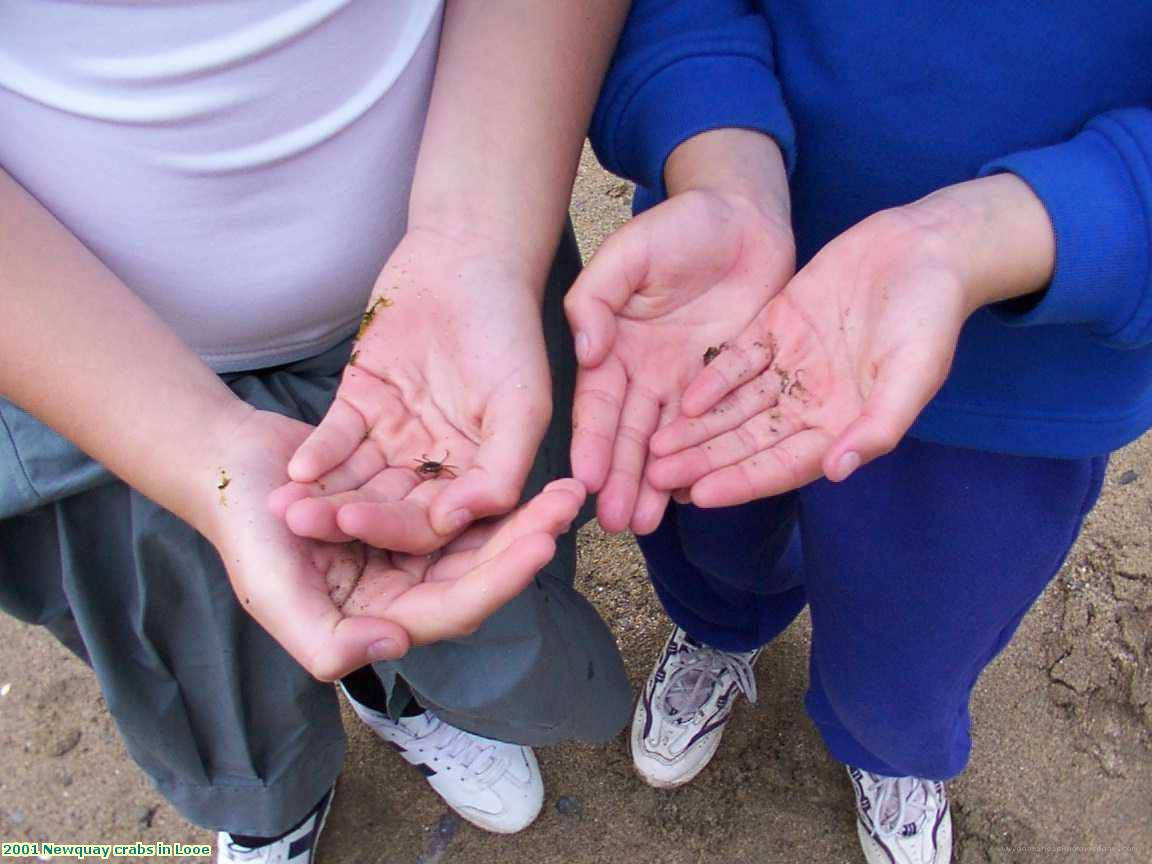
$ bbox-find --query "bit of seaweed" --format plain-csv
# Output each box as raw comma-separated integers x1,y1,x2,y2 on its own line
703,342,729,365
356,296,393,340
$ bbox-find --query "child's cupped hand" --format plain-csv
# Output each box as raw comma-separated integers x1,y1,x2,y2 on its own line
203,408,584,680
644,204,978,506
269,227,555,554
563,186,795,534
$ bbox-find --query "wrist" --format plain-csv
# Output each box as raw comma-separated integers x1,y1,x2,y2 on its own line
395,222,554,302
911,174,1056,312
665,129,791,229
172,397,259,539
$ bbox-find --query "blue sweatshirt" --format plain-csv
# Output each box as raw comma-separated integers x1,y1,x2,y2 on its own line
591,1,1152,459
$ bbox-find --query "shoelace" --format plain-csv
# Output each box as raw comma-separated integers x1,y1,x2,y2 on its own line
424,715,505,784
868,774,941,841
659,643,758,722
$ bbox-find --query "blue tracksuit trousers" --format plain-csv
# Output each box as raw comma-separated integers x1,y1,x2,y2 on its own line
637,437,1106,780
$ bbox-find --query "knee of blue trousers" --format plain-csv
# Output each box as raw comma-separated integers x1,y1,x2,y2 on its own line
808,653,972,780
670,496,801,596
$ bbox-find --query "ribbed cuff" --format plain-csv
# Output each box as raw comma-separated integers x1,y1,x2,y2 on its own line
612,53,796,197
980,120,1150,347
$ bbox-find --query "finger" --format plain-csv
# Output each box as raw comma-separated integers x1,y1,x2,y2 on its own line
246,577,412,681
630,399,677,534
564,222,648,366
430,517,501,556
596,382,661,533
306,616,413,680
428,384,551,534
337,500,445,555
288,394,369,482
270,442,393,519
651,373,783,457
283,467,420,541
630,481,670,535
569,358,626,493
267,481,313,520
647,409,797,490
284,493,355,542
690,428,832,507
823,348,945,482
428,478,586,582
393,534,558,644
680,334,777,417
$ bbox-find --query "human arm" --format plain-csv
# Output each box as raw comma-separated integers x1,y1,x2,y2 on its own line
0,167,583,678
564,128,793,533
645,172,1056,504
977,107,1152,348
648,106,1152,504
281,0,631,548
590,0,796,194
559,0,801,533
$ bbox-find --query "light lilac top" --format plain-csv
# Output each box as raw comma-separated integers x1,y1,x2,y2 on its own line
0,0,443,371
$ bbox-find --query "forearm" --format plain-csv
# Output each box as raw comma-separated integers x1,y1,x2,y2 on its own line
665,128,791,224
407,0,630,292
910,174,1056,313
0,168,251,532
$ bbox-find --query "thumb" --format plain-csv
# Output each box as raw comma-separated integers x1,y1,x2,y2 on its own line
564,220,651,367
288,391,368,483
247,580,413,681
823,345,951,482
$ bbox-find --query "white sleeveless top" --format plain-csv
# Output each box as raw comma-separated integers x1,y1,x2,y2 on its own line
0,0,443,371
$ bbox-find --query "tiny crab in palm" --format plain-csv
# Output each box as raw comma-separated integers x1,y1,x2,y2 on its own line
413,451,458,480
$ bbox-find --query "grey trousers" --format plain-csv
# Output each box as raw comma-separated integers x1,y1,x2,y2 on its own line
0,229,630,836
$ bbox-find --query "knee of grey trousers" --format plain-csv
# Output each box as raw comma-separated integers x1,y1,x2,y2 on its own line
0,225,629,836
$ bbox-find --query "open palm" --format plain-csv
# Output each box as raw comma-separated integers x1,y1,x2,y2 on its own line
565,188,794,533
647,207,974,506
274,228,553,554
209,409,584,681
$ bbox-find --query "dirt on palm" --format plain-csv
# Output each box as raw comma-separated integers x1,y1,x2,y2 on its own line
0,147,1148,864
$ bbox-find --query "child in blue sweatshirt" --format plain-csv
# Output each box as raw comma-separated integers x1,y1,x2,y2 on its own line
564,3,1152,862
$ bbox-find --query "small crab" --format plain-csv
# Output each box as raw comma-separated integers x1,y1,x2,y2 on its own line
413,451,458,480
703,342,729,365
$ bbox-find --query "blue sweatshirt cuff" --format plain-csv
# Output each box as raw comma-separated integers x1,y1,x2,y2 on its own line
599,53,796,198
980,114,1152,348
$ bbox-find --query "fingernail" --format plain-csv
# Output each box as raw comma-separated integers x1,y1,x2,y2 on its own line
443,508,473,533
576,331,590,362
368,638,400,661
833,451,861,482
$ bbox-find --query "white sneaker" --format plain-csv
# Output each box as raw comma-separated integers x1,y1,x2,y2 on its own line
342,685,543,834
216,787,334,864
848,766,953,864
631,626,760,788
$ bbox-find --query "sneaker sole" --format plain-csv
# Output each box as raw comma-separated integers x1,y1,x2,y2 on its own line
633,754,715,789
426,749,543,835
630,700,724,790
439,798,542,835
